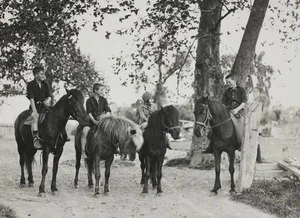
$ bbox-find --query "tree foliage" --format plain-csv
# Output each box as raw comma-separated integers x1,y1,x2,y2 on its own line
0,0,129,95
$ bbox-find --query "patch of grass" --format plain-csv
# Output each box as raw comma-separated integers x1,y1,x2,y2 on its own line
0,204,16,218
232,179,300,218
165,158,191,167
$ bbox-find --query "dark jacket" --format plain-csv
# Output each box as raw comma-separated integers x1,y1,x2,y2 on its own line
86,96,111,125
26,79,51,113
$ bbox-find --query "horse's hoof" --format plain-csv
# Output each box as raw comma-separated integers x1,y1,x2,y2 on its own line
52,191,59,196
156,192,163,197
104,192,110,196
210,190,218,195
73,184,78,189
229,190,237,195
38,192,46,198
20,184,26,188
28,183,34,188
141,192,148,197
94,192,100,197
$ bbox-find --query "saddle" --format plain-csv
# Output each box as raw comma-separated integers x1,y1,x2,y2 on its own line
23,109,48,126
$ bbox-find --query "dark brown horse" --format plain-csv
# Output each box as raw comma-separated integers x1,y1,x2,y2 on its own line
14,89,88,196
74,116,143,195
194,96,239,194
139,105,181,195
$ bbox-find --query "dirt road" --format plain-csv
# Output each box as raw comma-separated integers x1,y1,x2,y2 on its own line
0,138,275,218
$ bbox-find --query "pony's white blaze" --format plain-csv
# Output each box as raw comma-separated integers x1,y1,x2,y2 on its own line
131,130,143,152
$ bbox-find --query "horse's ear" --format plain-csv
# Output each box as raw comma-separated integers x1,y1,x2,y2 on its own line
65,88,70,95
130,129,136,135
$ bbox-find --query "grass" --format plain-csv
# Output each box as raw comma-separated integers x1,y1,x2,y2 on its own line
0,204,16,218
232,179,300,218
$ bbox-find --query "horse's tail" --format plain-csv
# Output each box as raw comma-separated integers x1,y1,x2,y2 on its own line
24,151,36,171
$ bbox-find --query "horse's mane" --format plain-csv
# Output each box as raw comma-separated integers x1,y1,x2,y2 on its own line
206,98,231,128
145,105,179,143
53,89,84,108
96,115,143,149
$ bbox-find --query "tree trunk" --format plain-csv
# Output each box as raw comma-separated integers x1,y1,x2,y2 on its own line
231,0,270,86
188,0,223,158
237,102,262,192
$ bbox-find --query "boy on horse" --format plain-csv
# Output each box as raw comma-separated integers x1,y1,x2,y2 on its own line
203,73,247,153
80,83,111,159
26,66,52,149
139,91,157,130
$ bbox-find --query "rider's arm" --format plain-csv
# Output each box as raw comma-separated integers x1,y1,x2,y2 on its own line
139,105,148,122
88,113,98,124
104,98,111,115
29,98,38,114
27,82,38,114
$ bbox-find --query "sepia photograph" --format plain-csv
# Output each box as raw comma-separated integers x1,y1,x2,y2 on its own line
0,0,299,217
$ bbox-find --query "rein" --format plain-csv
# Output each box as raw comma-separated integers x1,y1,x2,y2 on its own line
195,104,234,130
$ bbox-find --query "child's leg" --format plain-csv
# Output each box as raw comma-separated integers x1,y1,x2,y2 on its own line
31,113,39,137
81,126,90,159
31,113,42,149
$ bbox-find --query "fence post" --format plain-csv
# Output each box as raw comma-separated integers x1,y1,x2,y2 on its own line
237,102,262,192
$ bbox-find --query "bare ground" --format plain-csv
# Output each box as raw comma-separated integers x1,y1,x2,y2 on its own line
0,138,276,218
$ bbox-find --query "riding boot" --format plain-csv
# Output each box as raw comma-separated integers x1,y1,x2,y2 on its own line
202,143,214,154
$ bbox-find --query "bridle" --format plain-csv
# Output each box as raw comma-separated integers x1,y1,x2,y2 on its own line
45,94,82,124
195,104,212,130
195,104,233,130
162,118,181,134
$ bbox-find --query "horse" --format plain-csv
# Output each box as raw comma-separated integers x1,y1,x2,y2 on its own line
139,105,181,194
193,96,239,194
14,89,89,196
74,115,143,195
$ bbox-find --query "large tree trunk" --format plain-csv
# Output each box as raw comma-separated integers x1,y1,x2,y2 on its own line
188,0,223,159
231,0,270,86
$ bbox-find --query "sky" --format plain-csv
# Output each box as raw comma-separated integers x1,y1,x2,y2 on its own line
1,1,299,124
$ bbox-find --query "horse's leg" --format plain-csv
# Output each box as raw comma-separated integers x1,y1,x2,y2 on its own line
212,150,222,194
86,158,94,189
94,156,101,195
156,156,164,194
74,148,81,188
151,158,157,189
228,150,236,194
18,147,26,187
51,147,64,193
27,149,36,187
142,156,151,194
139,154,145,185
38,148,50,196
104,156,114,193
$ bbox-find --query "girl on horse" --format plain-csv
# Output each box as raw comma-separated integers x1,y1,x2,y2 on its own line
139,91,157,130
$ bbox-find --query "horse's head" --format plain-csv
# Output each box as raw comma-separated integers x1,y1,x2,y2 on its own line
120,125,143,161
161,105,181,140
66,89,89,125
194,96,212,137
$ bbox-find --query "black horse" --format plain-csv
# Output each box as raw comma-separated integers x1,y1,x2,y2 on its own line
194,96,239,194
139,105,181,194
14,89,88,196
74,116,143,195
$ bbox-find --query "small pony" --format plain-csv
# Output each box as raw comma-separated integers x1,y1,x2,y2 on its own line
194,96,239,194
139,105,181,194
74,116,143,195
14,89,88,196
